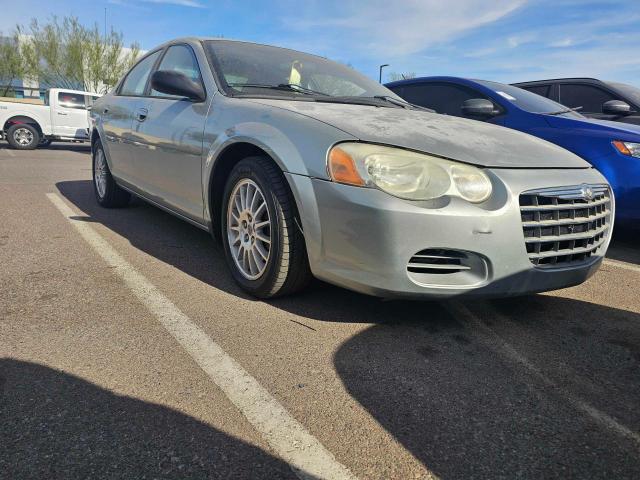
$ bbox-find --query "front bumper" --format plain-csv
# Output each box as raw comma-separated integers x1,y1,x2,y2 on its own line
287,167,612,299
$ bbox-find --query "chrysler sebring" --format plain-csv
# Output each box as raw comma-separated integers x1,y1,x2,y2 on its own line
90,38,613,298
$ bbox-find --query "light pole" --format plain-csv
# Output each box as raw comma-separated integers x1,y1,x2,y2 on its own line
378,64,389,83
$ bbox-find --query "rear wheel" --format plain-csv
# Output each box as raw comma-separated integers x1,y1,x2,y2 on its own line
92,141,130,208
221,156,311,298
7,124,40,150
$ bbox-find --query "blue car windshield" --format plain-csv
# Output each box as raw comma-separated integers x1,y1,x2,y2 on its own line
476,80,584,118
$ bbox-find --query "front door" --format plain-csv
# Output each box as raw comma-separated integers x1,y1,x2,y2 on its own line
130,44,209,222
53,91,91,139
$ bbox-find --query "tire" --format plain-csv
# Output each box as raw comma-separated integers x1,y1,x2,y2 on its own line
221,156,311,298
6,124,40,150
92,141,131,208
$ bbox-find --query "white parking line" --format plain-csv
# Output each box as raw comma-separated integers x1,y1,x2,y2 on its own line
447,301,640,449
604,258,640,274
46,192,356,480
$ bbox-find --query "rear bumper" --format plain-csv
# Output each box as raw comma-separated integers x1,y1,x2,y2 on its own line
287,167,612,299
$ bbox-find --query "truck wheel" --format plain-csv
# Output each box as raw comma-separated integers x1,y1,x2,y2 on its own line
221,156,312,298
92,141,130,208
7,124,40,150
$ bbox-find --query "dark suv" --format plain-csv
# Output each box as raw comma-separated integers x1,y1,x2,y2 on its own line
513,78,640,125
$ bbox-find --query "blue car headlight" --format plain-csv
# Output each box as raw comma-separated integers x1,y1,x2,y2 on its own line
613,140,640,158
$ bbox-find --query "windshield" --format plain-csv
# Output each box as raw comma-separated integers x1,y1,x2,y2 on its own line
607,81,640,106
477,80,584,118
204,40,401,100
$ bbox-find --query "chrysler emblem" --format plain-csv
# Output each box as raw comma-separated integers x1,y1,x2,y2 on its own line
580,185,594,200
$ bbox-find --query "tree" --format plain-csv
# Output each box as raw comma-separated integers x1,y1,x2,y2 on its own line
83,23,140,94
10,16,140,94
0,33,28,96
387,72,417,82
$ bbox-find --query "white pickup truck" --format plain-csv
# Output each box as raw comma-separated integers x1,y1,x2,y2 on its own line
0,88,100,149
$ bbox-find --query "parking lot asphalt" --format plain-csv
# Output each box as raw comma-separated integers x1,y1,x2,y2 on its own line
1,143,639,479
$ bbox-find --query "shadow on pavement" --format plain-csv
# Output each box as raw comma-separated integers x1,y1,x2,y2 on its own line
56,180,640,478
334,295,640,479
0,358,294,479
0,141,91,153
608,227,640,266
56,179,376,318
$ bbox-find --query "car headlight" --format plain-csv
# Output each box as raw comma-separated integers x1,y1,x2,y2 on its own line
613,140,640,158
328,142,492,203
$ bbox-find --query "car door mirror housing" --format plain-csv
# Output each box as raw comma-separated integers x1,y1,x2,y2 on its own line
602,100,634,116
151,70,205,101
462,98,499,118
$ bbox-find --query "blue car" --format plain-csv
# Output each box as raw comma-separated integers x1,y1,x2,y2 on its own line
386,76,640,224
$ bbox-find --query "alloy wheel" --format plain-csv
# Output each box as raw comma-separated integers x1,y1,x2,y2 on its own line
226,178,272,280
94,149,108,199
13,127,34,147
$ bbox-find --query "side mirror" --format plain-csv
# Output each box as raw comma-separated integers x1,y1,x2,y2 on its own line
150,70,205,101
602,100,632,116
462,98,499,118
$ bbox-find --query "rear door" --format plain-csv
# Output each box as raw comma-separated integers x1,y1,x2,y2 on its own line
100,50,162,186
129,43,209,222
53,91,90,139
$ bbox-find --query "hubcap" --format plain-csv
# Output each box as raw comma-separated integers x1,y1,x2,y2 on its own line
94,149,108,198
13,127,34,146
226,179,272,280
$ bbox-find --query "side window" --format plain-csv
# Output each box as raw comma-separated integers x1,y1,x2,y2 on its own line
151,45,203,97
119,50,162,96
522,85,551,98
559,84,618,114
58,92,86,109
400,83,489,117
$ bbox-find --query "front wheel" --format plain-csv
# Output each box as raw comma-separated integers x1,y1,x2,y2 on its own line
221,157,311,298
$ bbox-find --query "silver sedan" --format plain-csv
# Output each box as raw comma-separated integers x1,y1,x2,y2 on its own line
90,38,613,299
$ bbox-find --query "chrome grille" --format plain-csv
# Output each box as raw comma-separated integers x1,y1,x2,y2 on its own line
519,184,612,267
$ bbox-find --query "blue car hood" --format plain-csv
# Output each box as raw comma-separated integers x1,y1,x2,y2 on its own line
545,115,640,140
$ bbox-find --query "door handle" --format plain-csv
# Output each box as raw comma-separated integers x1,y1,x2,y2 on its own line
57,112,68,116
135,108,148,122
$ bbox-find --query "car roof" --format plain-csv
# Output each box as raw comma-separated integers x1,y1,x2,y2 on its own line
154,37,328,60
512,78,604,86
385,76,483,88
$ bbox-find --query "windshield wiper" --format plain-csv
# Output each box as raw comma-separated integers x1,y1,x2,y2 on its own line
373,95,434,112
278,84,330,96
545,106,583,115
226,83,329,96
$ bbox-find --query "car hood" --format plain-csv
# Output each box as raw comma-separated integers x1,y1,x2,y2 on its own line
249,99,590,168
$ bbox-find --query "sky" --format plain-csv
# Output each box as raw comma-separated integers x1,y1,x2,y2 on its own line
0,0,639,85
